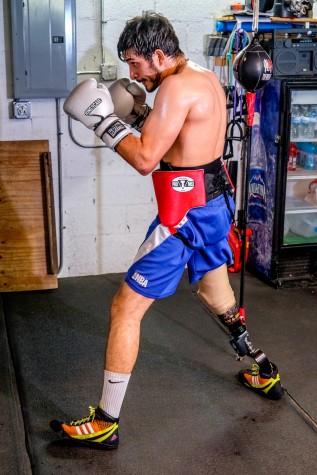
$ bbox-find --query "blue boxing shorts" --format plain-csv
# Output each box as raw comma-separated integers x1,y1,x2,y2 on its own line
125,192,235,299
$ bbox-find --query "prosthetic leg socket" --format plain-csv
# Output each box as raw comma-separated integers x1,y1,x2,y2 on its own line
197,266,272,373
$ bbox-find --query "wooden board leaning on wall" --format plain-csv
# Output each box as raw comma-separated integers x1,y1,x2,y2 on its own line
0,140,58,292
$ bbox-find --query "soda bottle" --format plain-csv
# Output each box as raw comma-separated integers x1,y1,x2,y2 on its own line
297,142,307,168
288,142,297,171
304,142,317,170
248,113,267,223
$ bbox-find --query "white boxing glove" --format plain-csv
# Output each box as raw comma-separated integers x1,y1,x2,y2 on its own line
109,78,151,132
63,78,132,150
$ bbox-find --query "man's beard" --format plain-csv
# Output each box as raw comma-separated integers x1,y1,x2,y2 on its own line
145,71,161,92
145,60,185,91
142,60,162,92
147,75,161,92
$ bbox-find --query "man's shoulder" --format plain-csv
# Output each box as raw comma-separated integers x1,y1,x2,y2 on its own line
162,63,212,88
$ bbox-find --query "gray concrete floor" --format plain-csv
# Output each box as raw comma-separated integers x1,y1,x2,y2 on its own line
1,271,317,475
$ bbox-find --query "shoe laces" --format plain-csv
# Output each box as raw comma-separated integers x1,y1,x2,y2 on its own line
250,364,260,376
69,406,96,426
250,362,274,376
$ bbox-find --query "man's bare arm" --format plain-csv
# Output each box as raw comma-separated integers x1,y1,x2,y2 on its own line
115,77,190,175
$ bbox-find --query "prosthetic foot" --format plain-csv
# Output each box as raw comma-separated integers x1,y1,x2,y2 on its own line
197,268,284,400
239,362,284,400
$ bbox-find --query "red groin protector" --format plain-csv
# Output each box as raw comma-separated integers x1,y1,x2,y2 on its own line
152,170,206,233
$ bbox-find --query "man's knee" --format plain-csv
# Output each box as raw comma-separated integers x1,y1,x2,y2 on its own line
110,282,154,323
197,264,235,315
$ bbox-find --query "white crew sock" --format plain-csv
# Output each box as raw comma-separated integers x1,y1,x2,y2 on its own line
100,370,131,419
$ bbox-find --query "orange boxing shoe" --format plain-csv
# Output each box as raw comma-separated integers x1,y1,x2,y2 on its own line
239,363,285,400
50,405,119,450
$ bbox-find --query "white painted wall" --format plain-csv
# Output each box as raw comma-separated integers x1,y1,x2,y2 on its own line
0,0,231,278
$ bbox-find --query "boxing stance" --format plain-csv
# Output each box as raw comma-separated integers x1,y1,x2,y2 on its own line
50,12,284,450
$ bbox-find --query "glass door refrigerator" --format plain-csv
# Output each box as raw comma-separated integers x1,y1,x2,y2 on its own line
245,78,317,287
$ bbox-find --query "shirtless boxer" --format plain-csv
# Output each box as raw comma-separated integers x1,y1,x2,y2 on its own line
50,11,284,450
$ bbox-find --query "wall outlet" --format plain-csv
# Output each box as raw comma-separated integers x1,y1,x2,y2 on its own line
101,63,117,81
12,100,32,119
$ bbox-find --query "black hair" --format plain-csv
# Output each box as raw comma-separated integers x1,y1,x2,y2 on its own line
117,11,184,62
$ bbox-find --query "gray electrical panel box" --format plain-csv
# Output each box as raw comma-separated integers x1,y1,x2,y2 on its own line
11,0,77,99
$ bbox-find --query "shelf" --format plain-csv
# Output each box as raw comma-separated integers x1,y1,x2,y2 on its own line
285,196,317,213
287,168,317,180
283,234,317,245
290,138,317,143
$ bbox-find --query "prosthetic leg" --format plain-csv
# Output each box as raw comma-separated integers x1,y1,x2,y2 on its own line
217,304,272,373
197,265,284,400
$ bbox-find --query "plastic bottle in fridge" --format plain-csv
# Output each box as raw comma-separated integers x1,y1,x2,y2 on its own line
289,214,317,237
